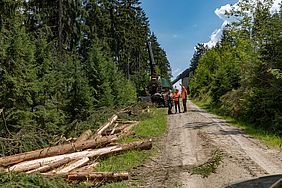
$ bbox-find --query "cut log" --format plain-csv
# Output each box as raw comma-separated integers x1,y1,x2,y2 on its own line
110,123,119,135
50,157,89,175
74,162,99,173
95,114,118,135
67,172,129,181
102,121,139,136
101,124,129,136
9,139,152,172
75,130,93,143
117,122,139,136
0,134,118,167
26,157,72,173
116,120,138,124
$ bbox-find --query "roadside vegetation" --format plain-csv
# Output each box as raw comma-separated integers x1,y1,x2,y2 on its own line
188,1,282,146
0,0,171,157
194,100,282,151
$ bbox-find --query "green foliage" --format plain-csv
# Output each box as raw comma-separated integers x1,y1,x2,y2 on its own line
0,0,170,157
0,172,76,188
189,1,282,132
192,149,223,178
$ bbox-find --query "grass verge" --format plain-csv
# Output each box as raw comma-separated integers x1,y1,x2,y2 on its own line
193,100,282,151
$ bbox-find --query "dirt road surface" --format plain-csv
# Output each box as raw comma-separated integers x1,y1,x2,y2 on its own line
131,101,282,188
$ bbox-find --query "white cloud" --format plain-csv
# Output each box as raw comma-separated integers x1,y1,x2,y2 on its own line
205,0,282,48
215,4,233,20
204,21,229,48
270,0,282,14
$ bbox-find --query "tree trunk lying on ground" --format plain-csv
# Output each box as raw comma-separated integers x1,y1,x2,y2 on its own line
26,157,73,174
116,120,138,124
102,122,139,136
67,172,129,181
101,124,130,136
8,139,152,172
95,115,118,136
46,157,90,175
74,162,99,173
75,130,93,144
0,135,118,167
110,123,119,135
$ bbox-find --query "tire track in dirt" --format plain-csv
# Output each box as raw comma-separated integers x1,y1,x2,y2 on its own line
191,102,282,176
130,101,282,188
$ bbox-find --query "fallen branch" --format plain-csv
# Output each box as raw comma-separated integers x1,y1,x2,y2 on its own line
110,123,119,135
95,115,118,136
9,139,152,172
116,120,138,124
102,122,139,136
75,130,93,144
101,124,129,136
0,134,118,167
74,162,99,173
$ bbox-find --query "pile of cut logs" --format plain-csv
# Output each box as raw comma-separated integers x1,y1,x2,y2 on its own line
0,114,152,183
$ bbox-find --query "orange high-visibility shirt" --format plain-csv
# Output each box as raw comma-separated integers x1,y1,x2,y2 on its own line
181,87,187,100
173,92,180,102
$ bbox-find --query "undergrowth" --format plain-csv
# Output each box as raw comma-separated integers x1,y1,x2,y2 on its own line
0,172,77,188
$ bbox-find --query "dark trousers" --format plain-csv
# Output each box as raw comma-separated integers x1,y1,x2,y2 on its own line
168,101,173,114
183,98,187,112
174,101,180,113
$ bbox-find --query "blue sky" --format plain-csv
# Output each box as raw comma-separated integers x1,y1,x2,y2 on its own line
140,0,237,78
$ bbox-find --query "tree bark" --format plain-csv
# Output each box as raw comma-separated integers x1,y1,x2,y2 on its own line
95,115,118,136
102,122,139,136
48,157,89,175
9,139,152,172
0,135,117,167
67,172,129,181
101,124,129,136
26,157,72,173
74,162,99,173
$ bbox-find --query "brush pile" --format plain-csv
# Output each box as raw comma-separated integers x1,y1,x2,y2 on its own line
0,114,152,183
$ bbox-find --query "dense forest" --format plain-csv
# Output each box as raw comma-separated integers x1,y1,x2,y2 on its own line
189,1,282,132
0,0,171,155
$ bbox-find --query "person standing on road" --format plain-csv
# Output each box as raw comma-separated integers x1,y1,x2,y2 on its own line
166,90,173,114
173,89,181,113
180,83,188,112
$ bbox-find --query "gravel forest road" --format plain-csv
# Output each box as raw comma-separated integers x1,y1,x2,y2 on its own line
135,100,282,188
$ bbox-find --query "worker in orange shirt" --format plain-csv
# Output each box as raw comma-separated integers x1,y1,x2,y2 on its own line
173,88,181,113
180,83,188,112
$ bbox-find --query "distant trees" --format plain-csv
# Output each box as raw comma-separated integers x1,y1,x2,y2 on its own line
189,1,282,132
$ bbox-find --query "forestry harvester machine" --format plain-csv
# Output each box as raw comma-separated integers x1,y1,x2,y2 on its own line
138,40,169,106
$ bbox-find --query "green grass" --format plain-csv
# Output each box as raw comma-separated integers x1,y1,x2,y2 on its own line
96,149,156,172
0,172,76,188
192,149,223,178
223,117,282,151
97,107,167,188
193,100,282,151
